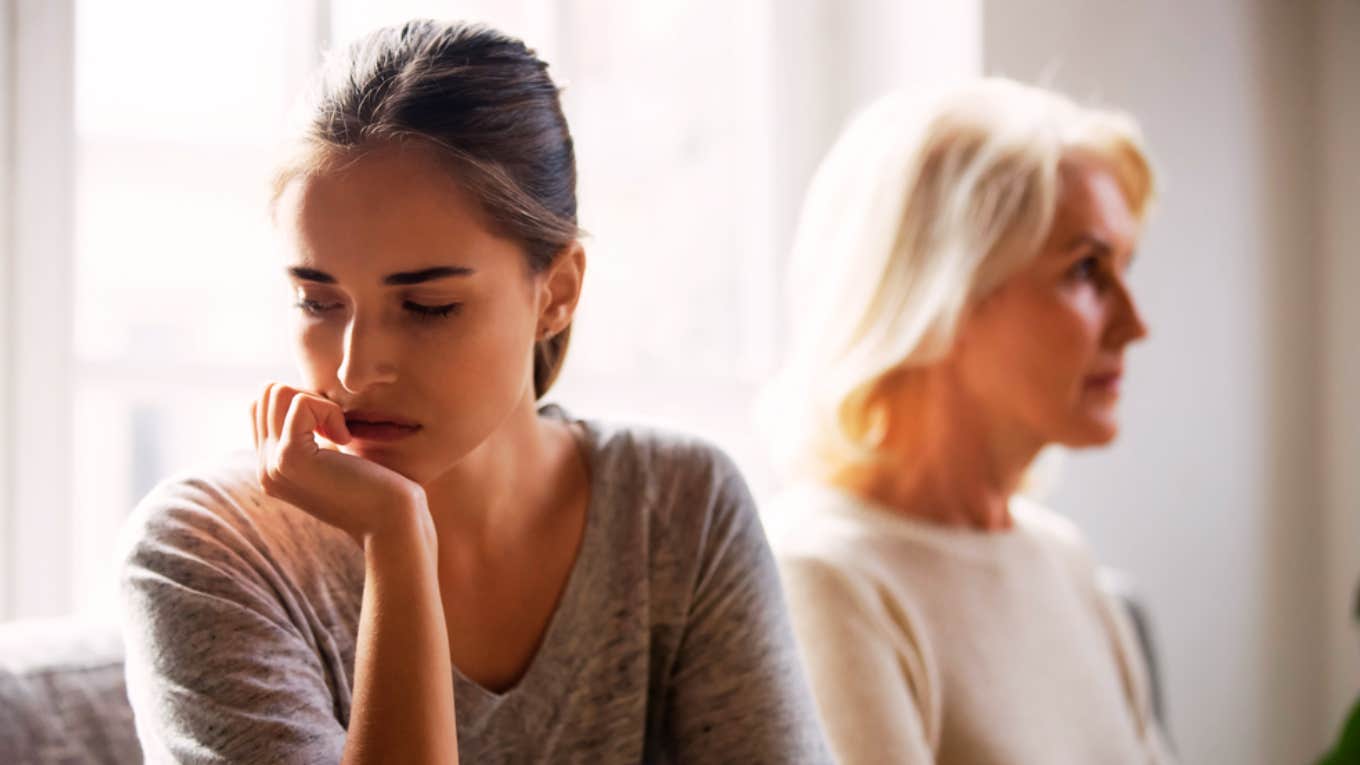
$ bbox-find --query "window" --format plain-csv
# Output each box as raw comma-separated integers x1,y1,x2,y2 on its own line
68,0,315,616
41,0,782,619
2,0,974,620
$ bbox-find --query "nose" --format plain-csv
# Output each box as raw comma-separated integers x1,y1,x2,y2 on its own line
1106,279,1149,348
337,312,398,394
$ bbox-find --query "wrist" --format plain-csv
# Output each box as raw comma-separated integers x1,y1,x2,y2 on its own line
360,486,436,556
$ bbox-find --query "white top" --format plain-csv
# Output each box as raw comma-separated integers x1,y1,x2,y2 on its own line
766,483,1175,765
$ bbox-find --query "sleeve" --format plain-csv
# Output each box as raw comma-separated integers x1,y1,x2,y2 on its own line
117,489,347,765
660,462,836,764
777,554,936,765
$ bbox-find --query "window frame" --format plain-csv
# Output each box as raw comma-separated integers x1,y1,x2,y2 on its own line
1,0,77,621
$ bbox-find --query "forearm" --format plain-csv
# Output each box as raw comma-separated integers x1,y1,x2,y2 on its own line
343,506,458,765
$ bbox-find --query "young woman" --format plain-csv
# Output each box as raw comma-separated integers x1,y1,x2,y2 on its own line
762,79,1175,763
117,21,830,764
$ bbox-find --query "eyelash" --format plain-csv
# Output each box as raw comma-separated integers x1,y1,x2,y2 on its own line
1069,256,1102,281
292,300,462,321
293,299,338,316
403,301,462,321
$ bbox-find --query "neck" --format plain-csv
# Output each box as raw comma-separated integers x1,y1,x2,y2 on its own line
421,392,568,550
833,368,1044,532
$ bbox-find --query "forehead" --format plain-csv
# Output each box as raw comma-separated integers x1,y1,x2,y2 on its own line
274,144,521,277
1046,157,1140,252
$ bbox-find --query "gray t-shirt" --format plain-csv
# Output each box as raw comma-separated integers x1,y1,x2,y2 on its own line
117,411,831,764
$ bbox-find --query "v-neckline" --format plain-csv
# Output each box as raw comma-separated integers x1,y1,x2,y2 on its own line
450,407,602,704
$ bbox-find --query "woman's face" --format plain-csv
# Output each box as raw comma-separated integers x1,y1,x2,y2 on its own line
273,144,579,483
950,156,1149,448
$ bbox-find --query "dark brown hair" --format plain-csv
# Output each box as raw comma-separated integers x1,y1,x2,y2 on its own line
276,20,579,397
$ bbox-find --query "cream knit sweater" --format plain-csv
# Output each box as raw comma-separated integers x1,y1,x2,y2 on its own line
767,484,1175,765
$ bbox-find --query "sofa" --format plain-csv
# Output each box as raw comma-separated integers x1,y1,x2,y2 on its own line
0,618,140,764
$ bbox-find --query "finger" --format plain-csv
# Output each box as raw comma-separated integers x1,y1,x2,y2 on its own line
256,383,272,448
266,384,301,441
304,394,351,444
254,384,274,488
279,394,322,462
249,400,259,450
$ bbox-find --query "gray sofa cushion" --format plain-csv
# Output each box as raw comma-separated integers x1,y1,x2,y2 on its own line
0,619,141,765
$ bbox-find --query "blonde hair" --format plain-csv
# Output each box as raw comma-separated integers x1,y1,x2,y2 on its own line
760,78,1156,477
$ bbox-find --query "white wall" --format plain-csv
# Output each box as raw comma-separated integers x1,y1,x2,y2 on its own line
1318,0,1360,735
768,0,982,308
984,1,1347,763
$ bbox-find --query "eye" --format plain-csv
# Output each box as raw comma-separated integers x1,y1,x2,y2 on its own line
403,301,462,321
294,298,343,316
1068,255,1101,281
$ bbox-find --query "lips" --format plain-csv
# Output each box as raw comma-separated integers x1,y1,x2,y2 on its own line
1085,371,1123,392
343,410,422,442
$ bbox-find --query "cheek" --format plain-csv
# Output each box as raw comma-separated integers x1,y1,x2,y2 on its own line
1026,294,1104,379
958,290,1101,406
427,303,536,404
292,321,341,384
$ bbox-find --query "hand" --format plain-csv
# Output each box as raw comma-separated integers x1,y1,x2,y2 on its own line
250,383,430,545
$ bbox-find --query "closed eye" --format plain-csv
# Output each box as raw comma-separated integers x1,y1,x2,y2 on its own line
294,299,343,316
404,301,462,320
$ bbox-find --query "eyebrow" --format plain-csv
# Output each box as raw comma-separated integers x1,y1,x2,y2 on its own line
1065,233,1113,255
382,266,475,285
1064,233,1138,267
287,265,476,285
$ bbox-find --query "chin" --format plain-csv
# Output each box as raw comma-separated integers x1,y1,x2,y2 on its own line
1060,417,1120,448
341,443,430,481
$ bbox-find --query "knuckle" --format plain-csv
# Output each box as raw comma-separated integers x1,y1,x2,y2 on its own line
275,442,305,475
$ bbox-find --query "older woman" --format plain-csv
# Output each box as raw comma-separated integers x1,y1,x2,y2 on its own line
762,79,1174,764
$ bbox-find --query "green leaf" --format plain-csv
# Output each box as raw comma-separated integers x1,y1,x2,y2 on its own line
1317,696,1360,765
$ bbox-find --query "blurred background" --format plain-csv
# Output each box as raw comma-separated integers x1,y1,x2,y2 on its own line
0,0,1355,762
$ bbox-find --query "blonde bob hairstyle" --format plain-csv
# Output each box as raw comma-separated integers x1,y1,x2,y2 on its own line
759,78,1156,478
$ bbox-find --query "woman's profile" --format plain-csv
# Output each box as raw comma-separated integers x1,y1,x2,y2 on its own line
117,20,830,763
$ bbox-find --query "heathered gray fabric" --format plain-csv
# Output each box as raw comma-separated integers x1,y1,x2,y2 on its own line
117,410,831,764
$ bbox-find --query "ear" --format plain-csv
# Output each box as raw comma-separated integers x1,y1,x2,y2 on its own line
537,241,586,336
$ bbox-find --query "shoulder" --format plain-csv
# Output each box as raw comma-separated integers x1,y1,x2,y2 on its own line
769,493,937,705
117,451,262,563
1008,496,1110,598
577,418,775,594
584,417,755,531
116,450,353,592
587,417,747,492
764,484,901,579
763,487,892,609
